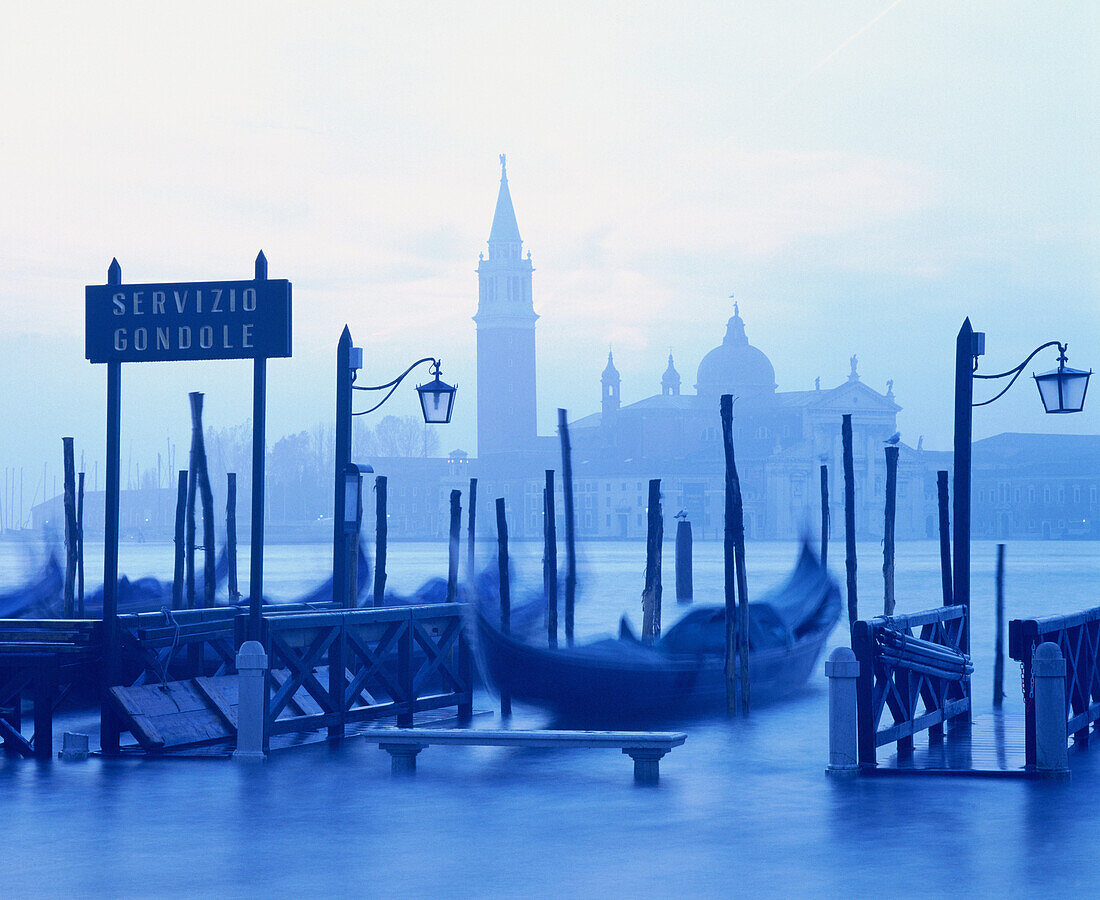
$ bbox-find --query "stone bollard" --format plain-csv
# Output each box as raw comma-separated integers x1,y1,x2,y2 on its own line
58,732,89,761
232,640,268,763
826,646,860,778
1033,641,1070,778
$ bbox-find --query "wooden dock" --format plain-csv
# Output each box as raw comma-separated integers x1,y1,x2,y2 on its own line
865,712,1034,779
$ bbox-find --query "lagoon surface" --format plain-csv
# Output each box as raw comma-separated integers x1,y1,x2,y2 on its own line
2,538,1099,896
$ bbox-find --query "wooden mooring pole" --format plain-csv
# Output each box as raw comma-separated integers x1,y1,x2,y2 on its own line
467,477,477,588
172,470,186,610
185,425,198,611
721,395,750,714
76,471,85,618
188,392,217,609
544,470,558,649
374,476,387,607
722,397,737,714
842,414,858,631
937,470,953,606
447,489,461,603
62,437,77,618
883,445,898,616
227,473,239,604
994,543,1005,707
496,498,511,718
820,463,829,567
558,409,577,646
675,517,693,604
642,479,663,641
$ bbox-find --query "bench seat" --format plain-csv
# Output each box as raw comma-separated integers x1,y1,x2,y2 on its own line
369,727,686,784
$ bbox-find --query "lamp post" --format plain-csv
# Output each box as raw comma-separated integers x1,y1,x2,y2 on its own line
952,318,1090,662
333,326,457,607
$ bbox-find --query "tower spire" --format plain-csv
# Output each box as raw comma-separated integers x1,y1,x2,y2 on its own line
489,153,522,248
662,350,681,396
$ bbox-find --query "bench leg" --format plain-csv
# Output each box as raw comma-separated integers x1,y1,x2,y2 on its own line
380,743,425,775
623,749,668,785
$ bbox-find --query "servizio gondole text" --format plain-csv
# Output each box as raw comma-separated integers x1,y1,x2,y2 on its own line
85,278,292,363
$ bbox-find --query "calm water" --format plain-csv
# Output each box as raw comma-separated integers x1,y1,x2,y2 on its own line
3,538,1099,896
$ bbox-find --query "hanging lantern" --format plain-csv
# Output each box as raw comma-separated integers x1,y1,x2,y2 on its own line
416,361,457,424
1034,347,1090,414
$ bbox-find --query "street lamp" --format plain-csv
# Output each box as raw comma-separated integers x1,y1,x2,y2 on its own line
952,319,1089,668
332,326,457,608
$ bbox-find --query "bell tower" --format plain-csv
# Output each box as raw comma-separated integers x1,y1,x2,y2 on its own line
602,349,621,422
474,155,538,456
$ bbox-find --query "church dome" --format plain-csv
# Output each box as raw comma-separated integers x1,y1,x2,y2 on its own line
695,306,776,398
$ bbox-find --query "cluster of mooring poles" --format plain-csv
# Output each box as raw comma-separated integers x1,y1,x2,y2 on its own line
826,319,1090,777
491,408,579,718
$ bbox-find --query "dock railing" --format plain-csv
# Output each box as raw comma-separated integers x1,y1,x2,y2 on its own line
119,608,240,686
117,601,347,687
852,604,972,767
237,603,473,748
1009,607,1100,770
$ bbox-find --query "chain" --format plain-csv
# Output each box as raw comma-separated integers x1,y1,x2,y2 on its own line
1028,641,1037,699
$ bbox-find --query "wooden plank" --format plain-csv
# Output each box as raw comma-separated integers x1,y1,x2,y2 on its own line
0,643,95,656
0,626,97,641
0,628,94,641
110,681,233,749
108,687,168,749
0,618,99,630
269,668,326,718
193,676,239,730
876,697,970,746
344,700,400,723
268,712,332,735
0,716,34,757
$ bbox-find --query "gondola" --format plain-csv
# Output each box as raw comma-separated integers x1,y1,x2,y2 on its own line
0,553,63,618
474,541,841,722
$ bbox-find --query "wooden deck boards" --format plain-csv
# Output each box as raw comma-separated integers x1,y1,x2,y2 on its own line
867,712,1034,778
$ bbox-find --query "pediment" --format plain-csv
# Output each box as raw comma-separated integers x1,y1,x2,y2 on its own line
808,381,899,412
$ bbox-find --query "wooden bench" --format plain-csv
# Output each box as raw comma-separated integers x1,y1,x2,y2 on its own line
369,728,687,784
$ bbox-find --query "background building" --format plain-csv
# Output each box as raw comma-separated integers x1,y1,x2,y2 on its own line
371,159,931,542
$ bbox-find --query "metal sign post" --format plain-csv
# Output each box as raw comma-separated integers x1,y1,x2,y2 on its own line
87,252,290,754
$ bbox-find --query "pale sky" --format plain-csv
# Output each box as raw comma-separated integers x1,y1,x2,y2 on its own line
0,1,1096,500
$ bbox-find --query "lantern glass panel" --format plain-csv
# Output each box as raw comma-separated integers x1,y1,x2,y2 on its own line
1058,367,1090,413
344,472,360,525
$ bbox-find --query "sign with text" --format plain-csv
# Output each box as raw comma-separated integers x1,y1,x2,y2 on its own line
86,278,292,363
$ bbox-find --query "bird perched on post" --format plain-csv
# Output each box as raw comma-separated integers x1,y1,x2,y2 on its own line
885,432,901,445
675,509,688,519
